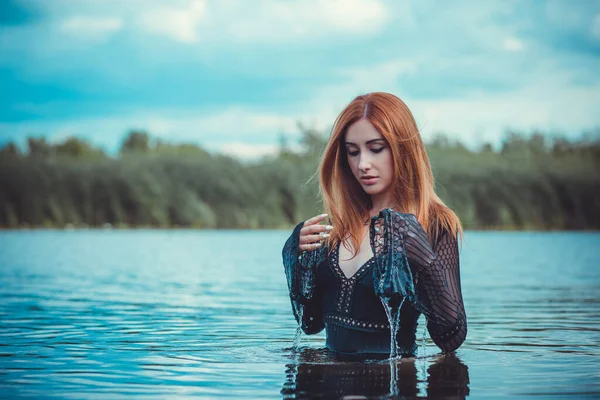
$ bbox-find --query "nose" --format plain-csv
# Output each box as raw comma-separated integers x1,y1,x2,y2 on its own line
358,153,372,172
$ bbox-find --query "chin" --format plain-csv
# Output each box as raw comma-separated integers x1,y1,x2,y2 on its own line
362,186,383,195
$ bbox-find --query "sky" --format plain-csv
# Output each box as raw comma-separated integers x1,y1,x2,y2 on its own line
1,0,600,158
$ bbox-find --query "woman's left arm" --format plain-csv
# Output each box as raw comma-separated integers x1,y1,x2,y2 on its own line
370,209,467,353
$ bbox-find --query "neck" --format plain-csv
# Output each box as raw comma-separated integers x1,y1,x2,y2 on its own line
369,190,395,217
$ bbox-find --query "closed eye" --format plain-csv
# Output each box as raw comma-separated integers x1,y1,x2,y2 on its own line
347,147,385,157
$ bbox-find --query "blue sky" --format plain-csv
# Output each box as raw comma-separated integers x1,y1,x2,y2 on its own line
1,0,600,157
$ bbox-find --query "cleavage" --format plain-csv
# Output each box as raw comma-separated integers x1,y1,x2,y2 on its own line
338,230,373,279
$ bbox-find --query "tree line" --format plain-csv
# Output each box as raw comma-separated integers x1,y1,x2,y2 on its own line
0,127,598,230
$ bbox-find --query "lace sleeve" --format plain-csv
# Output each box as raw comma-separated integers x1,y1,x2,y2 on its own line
370,209,467,352
282,221,328,334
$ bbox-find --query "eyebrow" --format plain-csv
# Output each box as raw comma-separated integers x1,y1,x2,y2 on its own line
344,138,386,146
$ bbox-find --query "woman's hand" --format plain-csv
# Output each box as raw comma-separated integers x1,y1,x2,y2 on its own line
299,213,333,253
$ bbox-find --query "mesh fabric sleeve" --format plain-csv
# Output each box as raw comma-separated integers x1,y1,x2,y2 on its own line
370,208,467,353
282,221,328,335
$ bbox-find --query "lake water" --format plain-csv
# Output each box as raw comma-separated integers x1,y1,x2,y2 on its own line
0,230,599,398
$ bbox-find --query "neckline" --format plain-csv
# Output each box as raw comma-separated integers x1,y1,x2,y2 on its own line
333,243,375,281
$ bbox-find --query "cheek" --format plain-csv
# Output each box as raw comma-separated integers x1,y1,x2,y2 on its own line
382,152,394,177
347,157,360,177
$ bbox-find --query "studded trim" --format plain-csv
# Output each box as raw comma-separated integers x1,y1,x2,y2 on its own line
325,314,390,332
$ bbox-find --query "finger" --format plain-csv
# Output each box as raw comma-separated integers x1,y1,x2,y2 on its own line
303,213,328,227
301,223,333,236
299,242,323,252
300,233,330,244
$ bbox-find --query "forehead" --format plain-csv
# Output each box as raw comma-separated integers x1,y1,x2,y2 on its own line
344,119,384,143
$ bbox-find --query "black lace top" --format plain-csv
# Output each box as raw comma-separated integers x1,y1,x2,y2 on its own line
282,208,467,356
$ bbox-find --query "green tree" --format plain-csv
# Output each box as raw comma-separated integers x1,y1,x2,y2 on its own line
154,140,210,157
0,129,598,230
298,123,327,156
54,137,106,159
0,142,20,159
120,131,151,154
27,137,52,157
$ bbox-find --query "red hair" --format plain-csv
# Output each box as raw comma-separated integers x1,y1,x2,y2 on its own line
319,92,463,257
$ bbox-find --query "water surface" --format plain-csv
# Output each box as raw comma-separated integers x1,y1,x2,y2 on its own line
1,230,599,398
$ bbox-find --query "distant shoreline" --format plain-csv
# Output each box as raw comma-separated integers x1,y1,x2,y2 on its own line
2,130,599,231
1,225,598,232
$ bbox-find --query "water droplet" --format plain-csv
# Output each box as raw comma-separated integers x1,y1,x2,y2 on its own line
381,297,405,397
292,305,304,350
380,297,405,359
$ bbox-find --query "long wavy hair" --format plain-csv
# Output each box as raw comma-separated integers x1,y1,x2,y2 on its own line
319,92,463,257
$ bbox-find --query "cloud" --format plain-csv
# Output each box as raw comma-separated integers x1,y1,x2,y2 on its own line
298,56,600,147
410,78,600,147
139,0,206,43
4,59,599,157
1,0,599,156
301,58,419,119
288,0,387,34
503,36,525,52
58,16,123,42
218,142,279,159
3,0,389,47
591,13,600,41
339,60,418,84
0,106,308,154
224,0,388,42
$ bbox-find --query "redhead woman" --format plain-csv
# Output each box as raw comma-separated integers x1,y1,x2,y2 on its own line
282,92,467,358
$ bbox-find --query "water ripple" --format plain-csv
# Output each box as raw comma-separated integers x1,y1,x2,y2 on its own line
0,230,599,398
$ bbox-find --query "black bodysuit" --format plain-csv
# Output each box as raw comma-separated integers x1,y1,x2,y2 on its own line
282,208,467,357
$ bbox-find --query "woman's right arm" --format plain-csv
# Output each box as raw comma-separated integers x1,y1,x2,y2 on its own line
282,215,331,334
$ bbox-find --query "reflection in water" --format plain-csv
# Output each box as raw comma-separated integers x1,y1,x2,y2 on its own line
282,348,469,399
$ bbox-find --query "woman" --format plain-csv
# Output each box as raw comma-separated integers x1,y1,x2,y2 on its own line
282,92,467,358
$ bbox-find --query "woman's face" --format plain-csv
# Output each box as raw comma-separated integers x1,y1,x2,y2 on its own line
344,119,394,199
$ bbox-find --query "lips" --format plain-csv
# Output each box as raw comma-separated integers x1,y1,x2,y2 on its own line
360,176,379,185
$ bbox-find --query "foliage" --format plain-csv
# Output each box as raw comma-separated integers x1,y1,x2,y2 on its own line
0,127,598,230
